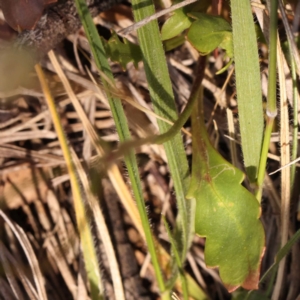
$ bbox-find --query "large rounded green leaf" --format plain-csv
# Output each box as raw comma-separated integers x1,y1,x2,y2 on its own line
187,91,265,292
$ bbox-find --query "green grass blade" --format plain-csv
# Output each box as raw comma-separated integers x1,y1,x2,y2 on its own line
290,52,298,188
230,0,264,183
131,0,191,265
162,216,188,300
73,0,167,295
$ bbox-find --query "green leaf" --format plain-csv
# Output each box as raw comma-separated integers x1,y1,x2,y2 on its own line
187,13,233,57
160,1,210,41
230,0,264,183
186,86,265,292
103,32,142,69
161,7,193,41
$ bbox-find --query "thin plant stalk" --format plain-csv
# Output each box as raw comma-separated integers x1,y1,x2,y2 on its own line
289,50,298,188
163,217,189,300
73,0,167,295
256,0,278,202
130,0,191,270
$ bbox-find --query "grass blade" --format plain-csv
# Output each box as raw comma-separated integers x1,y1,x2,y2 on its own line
70,148,125,300
230,0,264,183
73,0,167,294
0,210,47,300
163,216,189,300
35,64,103,300
131,0,192,266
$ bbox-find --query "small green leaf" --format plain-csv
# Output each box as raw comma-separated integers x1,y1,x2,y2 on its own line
160,0,210,41
103,32,142,69
161,7,193,41
186,87,265,292
187,13,233,58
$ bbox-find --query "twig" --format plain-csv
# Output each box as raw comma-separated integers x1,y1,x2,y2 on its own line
118,0,198,35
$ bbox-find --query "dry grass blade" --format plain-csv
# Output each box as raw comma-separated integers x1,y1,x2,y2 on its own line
70,147,125,300
34,62,103,299
48,50,107,154
272,32,291,300
47,50,145,237
226,108,238,168
278,0,300,77
0,131,56,144
0,144,64,163
0,278,21,300
0,242,26,300
0,111,49,137
0,210,47,300
0,239,41,300
269,156,300,175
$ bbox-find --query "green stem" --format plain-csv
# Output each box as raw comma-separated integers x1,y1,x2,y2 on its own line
74,0,167,294
131,0,191,270
266,0,279,115
256,118,275,201
256,0,278,201
162,216,189,300
98,58,206,165
290,55,298,188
